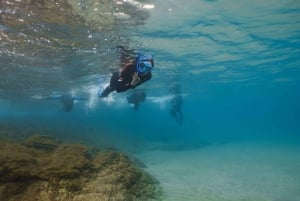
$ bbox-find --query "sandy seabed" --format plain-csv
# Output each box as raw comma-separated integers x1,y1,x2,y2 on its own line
137,140,300,201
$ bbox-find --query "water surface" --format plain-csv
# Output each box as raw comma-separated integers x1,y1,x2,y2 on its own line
1,0,300,200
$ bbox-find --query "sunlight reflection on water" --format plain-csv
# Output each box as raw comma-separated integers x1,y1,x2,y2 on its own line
0,0,153,98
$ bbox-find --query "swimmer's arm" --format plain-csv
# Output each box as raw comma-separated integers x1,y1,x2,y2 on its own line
130,72,141,87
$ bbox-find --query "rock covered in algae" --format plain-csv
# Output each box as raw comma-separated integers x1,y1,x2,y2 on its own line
0,135,163,201
22,134,61,150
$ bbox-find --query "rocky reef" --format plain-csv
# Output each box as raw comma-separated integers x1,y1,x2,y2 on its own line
0,135,163,201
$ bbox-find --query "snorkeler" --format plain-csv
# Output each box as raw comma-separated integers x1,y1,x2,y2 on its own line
170,95,183,125
127,91,146,111
44,93,85,112
169,85,183,125
98,46,154,98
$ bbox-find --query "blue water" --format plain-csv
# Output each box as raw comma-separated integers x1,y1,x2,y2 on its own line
1,0,300,200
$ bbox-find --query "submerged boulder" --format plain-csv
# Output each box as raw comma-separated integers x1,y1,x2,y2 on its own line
22,135,61,150
0,136,163,201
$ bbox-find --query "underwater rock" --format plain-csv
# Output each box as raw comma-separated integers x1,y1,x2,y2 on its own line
22,135,60,150
126,153,148,168
0,136,163,201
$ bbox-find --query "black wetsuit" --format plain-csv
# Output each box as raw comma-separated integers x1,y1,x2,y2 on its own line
170,95,183,125
101,63,152,97
127,91,146,111
61,94,74,112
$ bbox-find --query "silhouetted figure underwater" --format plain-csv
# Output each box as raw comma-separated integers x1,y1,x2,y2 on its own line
99,46,154,98
127,91,146,111
44,94,85,112
170,94,183,125
169,85,183,125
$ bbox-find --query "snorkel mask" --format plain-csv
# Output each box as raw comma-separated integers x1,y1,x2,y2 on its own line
136,53,154,76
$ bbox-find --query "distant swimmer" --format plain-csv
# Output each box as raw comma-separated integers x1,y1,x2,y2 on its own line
98,46,154,98
170,94,183,125
44,94,85,112
127,91,146,111
169,85,183,125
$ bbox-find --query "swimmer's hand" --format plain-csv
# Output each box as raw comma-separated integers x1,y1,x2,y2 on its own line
131,72,141,87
